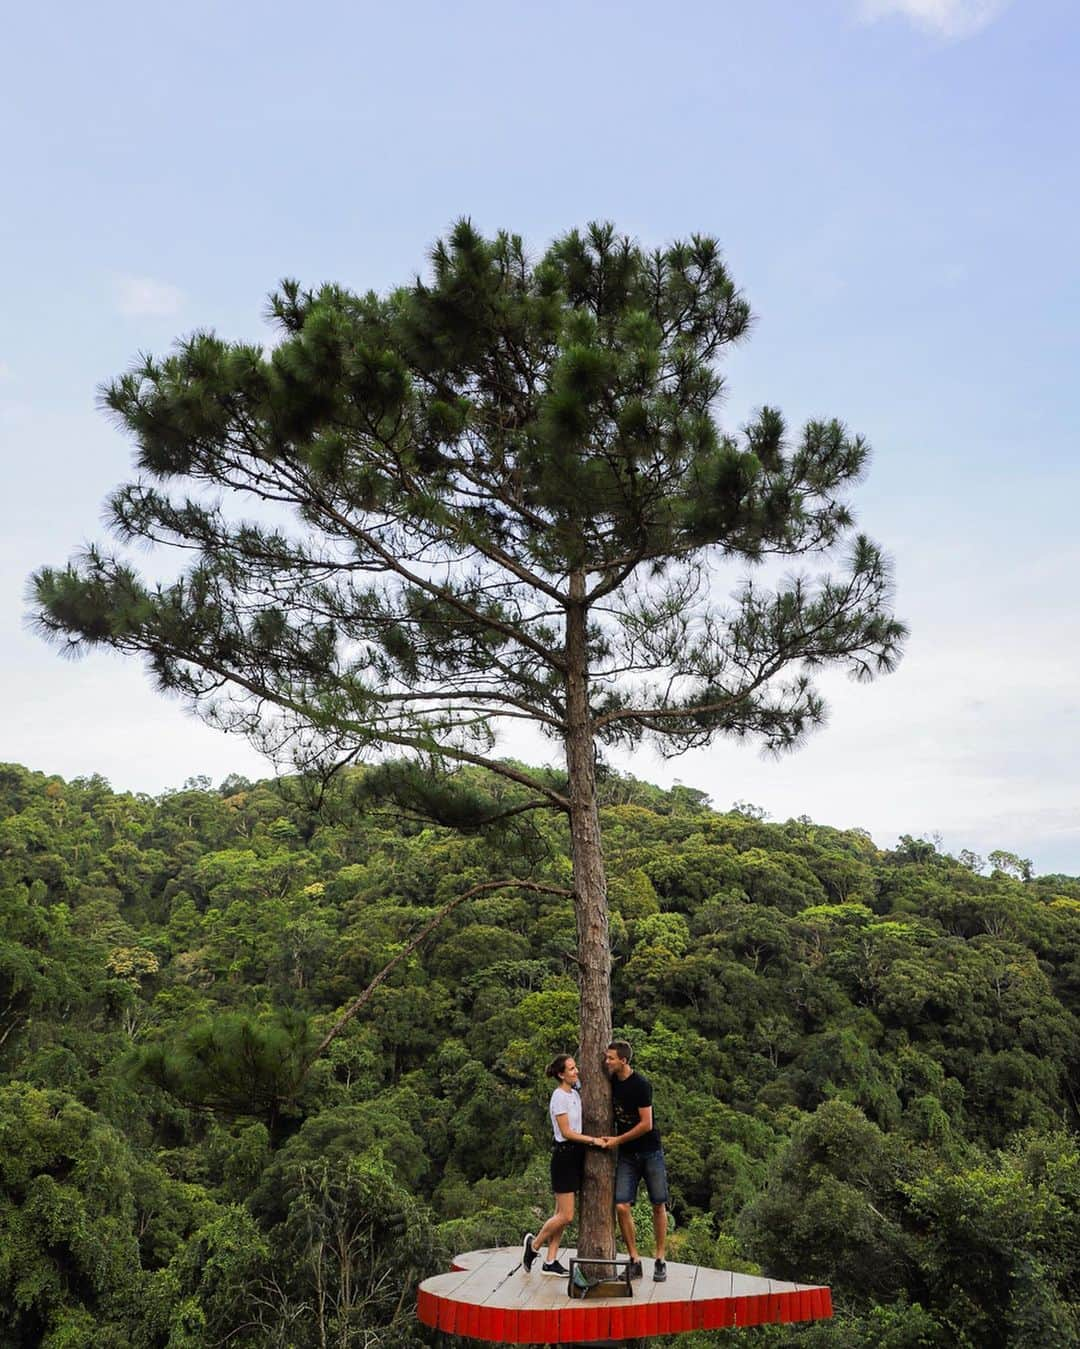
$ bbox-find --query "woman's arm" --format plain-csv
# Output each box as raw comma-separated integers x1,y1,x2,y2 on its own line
554,1112,597,1146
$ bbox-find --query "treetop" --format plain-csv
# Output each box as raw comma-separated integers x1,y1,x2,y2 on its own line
33,220,905,793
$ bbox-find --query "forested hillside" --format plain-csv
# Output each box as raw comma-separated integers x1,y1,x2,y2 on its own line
2,759,1079,1347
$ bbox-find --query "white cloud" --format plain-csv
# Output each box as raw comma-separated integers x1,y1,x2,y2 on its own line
0,360,14,381
114,276,186,318
859,0,1009,39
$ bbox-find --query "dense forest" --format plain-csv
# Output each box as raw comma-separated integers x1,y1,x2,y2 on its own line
2,758,1079,1347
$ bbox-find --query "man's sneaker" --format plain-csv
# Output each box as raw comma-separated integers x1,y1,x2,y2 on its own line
542,1259,568,1275
522,1233,539,1273
627,1258,643,1280
653,1258,668,1282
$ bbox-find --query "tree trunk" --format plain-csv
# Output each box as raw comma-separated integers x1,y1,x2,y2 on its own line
565,571,615,1261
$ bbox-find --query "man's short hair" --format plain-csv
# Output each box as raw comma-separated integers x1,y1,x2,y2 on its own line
607,1039,633,1063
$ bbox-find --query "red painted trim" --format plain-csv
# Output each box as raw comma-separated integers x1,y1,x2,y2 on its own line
416,1271,833,1342
436,1296,456,1334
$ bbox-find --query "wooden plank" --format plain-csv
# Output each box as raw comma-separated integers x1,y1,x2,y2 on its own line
582,1303,608,1341
704,1294,736,1330
415,1288,436,1329
639,1299,662,1336
560,1303,588,1342
527,1273,582,1308
436,1294,457,1334
668,1292,694,1334
466,1300,485,1338
446,1253,513,1307
499,1269,551,1312
693,1264,735,1298
660,1260,696,1300
729,1271,776,1298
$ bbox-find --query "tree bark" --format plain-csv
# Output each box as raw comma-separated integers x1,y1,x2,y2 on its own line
565,571,615,1261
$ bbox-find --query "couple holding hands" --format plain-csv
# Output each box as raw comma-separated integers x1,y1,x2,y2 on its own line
521,1041,669,1282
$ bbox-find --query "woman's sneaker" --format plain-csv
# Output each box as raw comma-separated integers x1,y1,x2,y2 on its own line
653,1258,668,1282
627,1259,643,1279
522,1233,539,1273
542,1259,568,1275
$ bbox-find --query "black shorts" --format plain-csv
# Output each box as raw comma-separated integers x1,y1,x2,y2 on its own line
551,1141,585,1194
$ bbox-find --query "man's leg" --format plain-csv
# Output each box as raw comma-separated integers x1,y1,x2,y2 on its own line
614,1153,643,1272
652,1202,667,1260
641,1150,670,1279
615,1201,638,1260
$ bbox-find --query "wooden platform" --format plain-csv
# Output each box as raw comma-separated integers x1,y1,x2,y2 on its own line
417,1247,832,1342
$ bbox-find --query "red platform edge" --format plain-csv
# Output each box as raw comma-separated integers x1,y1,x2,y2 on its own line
417,1272,832,1343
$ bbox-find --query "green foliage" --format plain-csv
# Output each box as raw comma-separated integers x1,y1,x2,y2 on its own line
903,1133,1080,1346
131,1010,315,1136
0,1082,151,1346
198,1154,444,1348
1,761,1079,1342
740,1099,918,1301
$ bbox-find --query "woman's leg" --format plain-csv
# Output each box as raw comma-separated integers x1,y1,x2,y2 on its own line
532,1191,575,1260
545,1192,575,1260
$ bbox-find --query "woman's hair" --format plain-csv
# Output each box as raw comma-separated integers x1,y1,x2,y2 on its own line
546,1053,573,1081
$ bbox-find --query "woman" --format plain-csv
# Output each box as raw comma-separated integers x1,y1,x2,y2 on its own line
521,1053,601,1275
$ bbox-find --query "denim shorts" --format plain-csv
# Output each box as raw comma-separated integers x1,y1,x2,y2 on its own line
615,1148,669,1206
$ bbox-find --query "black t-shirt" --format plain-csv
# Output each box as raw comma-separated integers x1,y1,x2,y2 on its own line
611,1070,661,1155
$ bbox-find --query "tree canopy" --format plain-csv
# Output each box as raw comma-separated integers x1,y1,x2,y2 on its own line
35,221,901,775
32,220,905,1256
1,761,1079,1345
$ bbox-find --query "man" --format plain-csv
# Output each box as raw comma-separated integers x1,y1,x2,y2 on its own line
601,1040,668,1282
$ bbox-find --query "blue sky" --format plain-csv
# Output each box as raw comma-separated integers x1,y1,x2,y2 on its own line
3,0,1079,872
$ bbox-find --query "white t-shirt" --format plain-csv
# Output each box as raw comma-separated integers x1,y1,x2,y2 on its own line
549,1085,582,1142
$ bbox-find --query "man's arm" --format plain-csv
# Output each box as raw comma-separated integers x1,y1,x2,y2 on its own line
605,1105,653,1147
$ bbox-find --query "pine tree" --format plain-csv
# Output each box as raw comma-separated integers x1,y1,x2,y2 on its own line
33,220,906,1258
